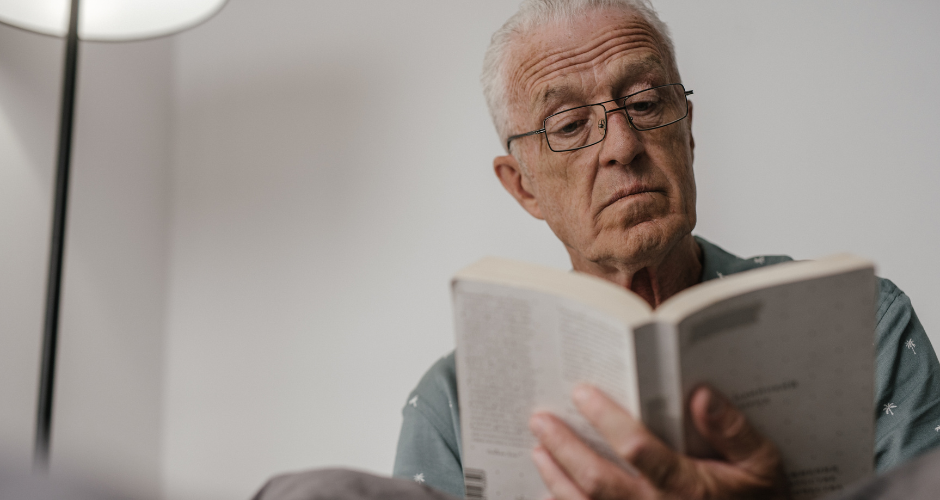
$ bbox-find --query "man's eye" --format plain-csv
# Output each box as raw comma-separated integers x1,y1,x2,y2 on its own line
549,118,588,136
555,119,587,135
629,100,657,113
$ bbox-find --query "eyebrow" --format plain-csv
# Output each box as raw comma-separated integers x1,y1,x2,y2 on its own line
533,56,666,115
536,86,578,112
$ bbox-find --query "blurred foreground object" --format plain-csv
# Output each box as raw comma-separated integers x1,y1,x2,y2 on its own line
248,454,940,500
0,467,131,500
825,446,940,500
0,0,227,469
252,469,459,500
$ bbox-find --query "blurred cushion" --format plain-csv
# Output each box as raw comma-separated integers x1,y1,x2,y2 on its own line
825,447,940,500
252,468,460,500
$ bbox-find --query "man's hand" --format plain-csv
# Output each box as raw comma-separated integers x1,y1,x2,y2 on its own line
528,384,788,500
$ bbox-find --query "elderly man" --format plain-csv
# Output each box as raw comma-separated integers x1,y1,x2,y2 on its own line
393,0,940,498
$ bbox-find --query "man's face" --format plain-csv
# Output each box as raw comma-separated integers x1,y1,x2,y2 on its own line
501,8,696,269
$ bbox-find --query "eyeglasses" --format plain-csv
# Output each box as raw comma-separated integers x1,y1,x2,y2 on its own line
506,83,693,152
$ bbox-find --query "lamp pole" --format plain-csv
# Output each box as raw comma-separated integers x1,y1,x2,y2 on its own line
0,0,226,472
35,0,81,470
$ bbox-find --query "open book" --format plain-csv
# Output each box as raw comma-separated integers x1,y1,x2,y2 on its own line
452,255,876,500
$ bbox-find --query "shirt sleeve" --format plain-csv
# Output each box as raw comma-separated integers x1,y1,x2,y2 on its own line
392,353,465,498
873,278,940,472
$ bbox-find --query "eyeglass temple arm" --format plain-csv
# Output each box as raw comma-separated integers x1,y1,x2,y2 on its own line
506,128,545,152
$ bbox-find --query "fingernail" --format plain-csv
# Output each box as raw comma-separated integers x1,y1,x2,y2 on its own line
707,391,727,418
529,414,549,437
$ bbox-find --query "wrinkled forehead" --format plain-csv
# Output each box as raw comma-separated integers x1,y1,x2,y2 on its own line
504,9,673,126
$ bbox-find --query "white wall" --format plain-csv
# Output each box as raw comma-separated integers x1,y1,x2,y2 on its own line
0,22,61,469
52,37,173,499
163,1,940,499
3,1,939,499
0,25,171,499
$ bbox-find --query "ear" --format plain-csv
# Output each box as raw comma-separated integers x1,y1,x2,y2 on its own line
494,154,544,220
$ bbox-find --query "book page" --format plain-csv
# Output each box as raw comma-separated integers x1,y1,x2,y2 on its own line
453,256,652,328
454,278,640,500
633,322,683,450
670,267,875,500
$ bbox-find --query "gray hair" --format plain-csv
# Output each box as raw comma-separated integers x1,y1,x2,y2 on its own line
481,0,677,152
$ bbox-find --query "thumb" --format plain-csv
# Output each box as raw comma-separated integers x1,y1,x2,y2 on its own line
689,385,777,465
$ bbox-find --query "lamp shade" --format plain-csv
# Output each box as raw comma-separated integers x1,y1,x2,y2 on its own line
0,0,226,41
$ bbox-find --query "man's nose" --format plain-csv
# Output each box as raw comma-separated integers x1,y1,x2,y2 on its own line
598,106,644,167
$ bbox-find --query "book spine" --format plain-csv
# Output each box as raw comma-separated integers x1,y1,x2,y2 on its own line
633,322,684,452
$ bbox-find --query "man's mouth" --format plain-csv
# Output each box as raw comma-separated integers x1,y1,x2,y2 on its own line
604,185,661,208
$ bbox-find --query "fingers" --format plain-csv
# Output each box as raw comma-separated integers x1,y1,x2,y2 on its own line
530,412,638,499
688,385,777,465
687,385,787,497
572,384,682,487
531,445,589,500
541,383,786,499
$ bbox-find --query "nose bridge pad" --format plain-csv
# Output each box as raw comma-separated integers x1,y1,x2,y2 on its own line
605,105,634,132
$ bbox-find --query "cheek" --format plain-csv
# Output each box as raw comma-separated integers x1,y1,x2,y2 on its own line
672,157,695,203
655,132,696,210
539,180,584,227
677,149,696,210
551,165,597,226
527,153,580,204
530,164,599,241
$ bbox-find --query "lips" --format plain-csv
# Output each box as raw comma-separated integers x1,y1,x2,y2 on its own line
604,185,661,208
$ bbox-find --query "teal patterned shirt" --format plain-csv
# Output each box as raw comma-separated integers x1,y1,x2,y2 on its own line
392,237,940,498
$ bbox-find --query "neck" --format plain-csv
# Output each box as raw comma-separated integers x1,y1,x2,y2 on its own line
569,234,702,308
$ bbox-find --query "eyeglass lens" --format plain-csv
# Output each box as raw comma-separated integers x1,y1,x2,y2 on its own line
543,84,688,152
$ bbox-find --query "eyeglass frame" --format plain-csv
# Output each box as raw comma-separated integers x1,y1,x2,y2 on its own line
505,83,694,152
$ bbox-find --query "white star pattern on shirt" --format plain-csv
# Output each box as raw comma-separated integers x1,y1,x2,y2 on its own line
408,396,418,407
413,473,425,483
906,339,917,354
934,425,940,432
753,256,765,265
884,403,897,415
716,272,725,279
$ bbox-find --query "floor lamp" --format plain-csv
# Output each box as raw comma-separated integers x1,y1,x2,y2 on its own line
0,0,228,469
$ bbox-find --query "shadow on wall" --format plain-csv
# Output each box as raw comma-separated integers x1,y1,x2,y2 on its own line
0,24,60,465
0,25,60,182
174,56,411,268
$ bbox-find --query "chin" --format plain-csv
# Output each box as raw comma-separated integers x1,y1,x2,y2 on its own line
594,215,693,267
